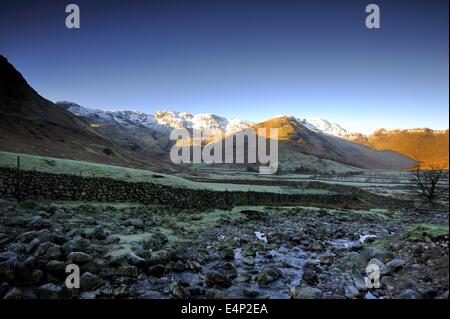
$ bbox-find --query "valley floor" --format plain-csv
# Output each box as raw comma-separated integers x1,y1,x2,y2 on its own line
0,152,448,299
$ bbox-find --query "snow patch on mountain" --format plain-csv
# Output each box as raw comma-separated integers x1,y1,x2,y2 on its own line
58,101,355,138
57,102,252,134
299,118,349,137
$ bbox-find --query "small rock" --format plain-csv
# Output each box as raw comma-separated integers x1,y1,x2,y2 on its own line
136,290,164,299
421,289,438,299
204,271,232,288
45,260,66,274
186,260,202,272
309,241,324,252
223,262,235,270
234,273,252,283
27,216,51,229
380,275,394,288
64,237,92,253
348,251,367,269
291,285,323,299
126,252,146,267
80,272,104,291
0,282,10,298
352,270,368,291
148,264,166,277
187,285,204,296
26,238,41,254
31,269,45,285
367,258,388,275
205,288,230,299
344,284,360,299
398,289,420,299
67,252,93,264
364,247,386,261
34,242,63,259
38,283,61,299
146,250,172,266
0,199,13,210
0,252,18,262
256,267,282,285
222,247,235,260
3,287,22,299
386,258,406,273
413,244,424,257
364,291,377,299
243,256,255,266
80,291,97,299
302,269,319,285
172,286,191,299
319,254,334,265
0,261,14,282
243,288,259,298
126,218,144,229
116,265,139,277
93,225,107,240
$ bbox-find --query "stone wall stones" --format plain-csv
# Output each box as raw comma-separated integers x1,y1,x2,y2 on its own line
0,167,354,208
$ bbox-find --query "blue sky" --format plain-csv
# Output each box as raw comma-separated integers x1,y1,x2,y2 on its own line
1,0,448,134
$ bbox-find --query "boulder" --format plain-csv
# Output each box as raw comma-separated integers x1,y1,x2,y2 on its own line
344,284,360,299
291,285,323,299
67,252,93,264
222,247,235,260
3,287,23,299
116,265,139,277
398,289,420,299
368,258,388,275
386,258,406,273
31,269,45,285
0,261,15,282
302,269,319,285
204,271,232,288
27,216,51,230
352,270,368,291
93,225,107,240
256,267,282,285
126,252,146,267
38,283,62,299
147,264,166,277
80,272,104,291
34,242,63,259
172,286,191,299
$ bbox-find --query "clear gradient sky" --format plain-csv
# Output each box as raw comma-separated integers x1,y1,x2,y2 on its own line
1,0,448,134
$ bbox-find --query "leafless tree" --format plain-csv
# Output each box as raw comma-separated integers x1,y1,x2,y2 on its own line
414,164,447,203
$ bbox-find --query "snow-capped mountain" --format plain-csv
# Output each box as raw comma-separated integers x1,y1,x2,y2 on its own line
58,101,356,139
299,118,349,137
56,102,255,158
152,110,251,134
59,101,164,130
55,101,424,170
58,102,252,134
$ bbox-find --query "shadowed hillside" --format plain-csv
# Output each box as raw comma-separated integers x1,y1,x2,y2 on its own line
0,55,178,172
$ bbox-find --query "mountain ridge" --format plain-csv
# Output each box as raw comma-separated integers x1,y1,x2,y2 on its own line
1,54,445,172
57,101,446,170
0,55,178,172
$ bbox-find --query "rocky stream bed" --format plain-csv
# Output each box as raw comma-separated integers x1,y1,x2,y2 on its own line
0,199,448,299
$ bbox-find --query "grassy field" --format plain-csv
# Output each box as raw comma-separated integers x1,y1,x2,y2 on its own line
0,151,177,183
0,151,316,194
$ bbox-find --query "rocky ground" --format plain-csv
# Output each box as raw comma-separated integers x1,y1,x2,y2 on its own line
0,198,448,299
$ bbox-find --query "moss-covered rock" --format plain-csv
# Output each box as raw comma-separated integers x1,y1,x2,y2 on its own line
405,224,449,241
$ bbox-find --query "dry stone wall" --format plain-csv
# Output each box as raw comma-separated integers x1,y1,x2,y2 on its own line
0,168,354,208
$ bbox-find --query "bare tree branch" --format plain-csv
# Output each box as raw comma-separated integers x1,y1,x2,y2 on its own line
414,164,446,203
